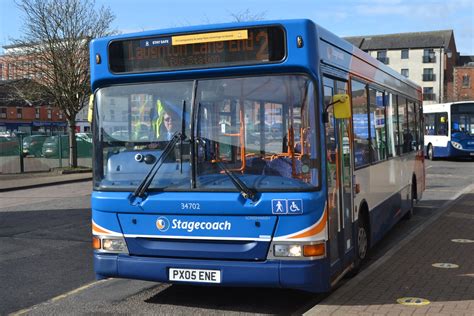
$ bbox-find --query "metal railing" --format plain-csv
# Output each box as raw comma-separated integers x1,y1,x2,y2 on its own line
377,57,390,64
0,131,92,174
423,93,436,101
422,74,436,81
422,56,436,63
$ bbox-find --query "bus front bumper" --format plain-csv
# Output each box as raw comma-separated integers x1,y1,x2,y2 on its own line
448,145,474,158
94,253,330,292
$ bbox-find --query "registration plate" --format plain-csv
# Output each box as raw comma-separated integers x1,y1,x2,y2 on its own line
169,268,221,283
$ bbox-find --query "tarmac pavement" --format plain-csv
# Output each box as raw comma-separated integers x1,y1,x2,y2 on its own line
305,185,474,316
3,163,474,315
0,171,92,192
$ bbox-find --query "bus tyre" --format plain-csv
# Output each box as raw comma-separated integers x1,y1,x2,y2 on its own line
404,182,416,220
348,217,369,277
427,144,434,160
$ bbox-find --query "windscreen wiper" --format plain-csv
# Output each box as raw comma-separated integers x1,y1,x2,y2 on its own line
195,137,256,201
214,160,256,201
132,132,183,198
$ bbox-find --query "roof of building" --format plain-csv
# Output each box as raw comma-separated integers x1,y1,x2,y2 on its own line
458,55,474,66
344,30,454,51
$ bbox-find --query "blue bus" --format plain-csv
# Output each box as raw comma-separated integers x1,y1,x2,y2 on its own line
423,101,474,160
90,19,424,292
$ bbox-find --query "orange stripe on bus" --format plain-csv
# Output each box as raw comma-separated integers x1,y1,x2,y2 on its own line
289,210,327,239
92,222,110,234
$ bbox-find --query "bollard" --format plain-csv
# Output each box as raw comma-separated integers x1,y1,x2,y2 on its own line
58,134,63,168
19,134,24,173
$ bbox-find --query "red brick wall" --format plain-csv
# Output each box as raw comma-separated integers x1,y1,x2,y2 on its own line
2,106,65,122
453,67,474,101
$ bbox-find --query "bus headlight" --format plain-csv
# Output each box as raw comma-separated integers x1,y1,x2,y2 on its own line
274,244,302,257
451,141,463,149
93,236,128,254
272,242,325,259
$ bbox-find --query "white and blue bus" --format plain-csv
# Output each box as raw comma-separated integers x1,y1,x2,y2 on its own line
424,101,474,160
89,19,424,292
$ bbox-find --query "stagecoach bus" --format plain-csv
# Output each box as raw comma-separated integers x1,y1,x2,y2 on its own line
423,101,474,160
89,19,424,292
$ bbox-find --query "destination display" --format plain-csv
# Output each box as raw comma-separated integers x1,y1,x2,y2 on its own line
108,27,285,73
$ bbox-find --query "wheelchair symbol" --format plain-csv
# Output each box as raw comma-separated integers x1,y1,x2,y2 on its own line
288,200,303,214
289,202,300,212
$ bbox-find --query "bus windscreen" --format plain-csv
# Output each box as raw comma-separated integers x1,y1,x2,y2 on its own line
109,27,285,73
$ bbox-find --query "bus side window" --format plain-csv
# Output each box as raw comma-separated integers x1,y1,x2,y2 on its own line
424,113,435,135
436,113,448,136
351,80,370,167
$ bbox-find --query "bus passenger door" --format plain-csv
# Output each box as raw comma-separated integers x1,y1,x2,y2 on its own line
324,77,354,277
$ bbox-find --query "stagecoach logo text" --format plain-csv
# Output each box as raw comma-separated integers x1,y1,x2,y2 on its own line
156,217,232,233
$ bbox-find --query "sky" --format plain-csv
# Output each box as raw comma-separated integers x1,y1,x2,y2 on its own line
0,0,473,55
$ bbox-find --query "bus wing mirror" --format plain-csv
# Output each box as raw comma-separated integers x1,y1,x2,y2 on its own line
333,94,351,119
88,94,94,123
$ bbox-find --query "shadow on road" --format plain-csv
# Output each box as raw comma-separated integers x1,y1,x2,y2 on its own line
145,284,325,315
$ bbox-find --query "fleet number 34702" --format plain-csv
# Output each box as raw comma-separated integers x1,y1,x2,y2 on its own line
181,203,201,210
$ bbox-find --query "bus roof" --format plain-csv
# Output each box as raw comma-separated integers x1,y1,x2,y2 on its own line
90,18,421,100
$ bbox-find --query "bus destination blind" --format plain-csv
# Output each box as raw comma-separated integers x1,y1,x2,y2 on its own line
109,27,285,73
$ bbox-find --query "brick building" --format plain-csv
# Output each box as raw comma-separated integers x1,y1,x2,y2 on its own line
453,56,474,101
0,43,86,134
0,79,66,134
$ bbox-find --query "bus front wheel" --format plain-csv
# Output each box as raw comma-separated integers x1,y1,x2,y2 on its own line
348,212,369,277
427,144,434,160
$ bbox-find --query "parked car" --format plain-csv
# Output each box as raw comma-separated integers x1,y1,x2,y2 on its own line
42,133,92,158
22,135,48,157
0,136,19,156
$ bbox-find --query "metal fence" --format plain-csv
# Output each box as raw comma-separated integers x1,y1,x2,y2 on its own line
0,132,92,174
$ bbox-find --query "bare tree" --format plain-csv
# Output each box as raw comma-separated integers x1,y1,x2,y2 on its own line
9,0,115,167
229,9,267,22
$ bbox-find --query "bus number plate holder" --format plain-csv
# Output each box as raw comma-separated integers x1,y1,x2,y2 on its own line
169,268,221,283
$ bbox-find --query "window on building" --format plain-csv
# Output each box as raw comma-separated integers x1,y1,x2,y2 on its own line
35,107,40,119
16,108,22,119
423,68,435,81
47,108,52,119
7,64,13,80
0,108,6,118
462,74,470,88
376,50,389,64
401,49,409,59
58,111,63,119
423,87,435,101
0,64,3,80
401,69,409,78
423,49,436,63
